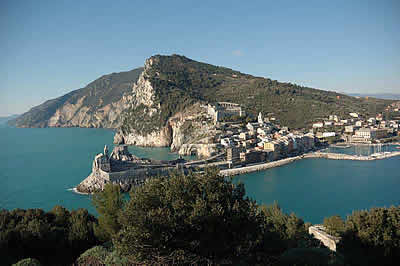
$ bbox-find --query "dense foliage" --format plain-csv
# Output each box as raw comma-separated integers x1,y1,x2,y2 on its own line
9,68,143,128
324,206,400,265
92,183,124,241
0,207,100,265
107,169,326,265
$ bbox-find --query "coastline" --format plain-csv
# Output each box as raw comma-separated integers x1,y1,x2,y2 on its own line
68,187,90,195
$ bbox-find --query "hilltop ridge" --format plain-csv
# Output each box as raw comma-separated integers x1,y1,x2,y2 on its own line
9,54,394,134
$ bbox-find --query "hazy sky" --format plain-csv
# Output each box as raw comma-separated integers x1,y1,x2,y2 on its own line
1,0,399,116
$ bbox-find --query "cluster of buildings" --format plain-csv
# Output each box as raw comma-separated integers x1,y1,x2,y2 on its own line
212,111,317,166
312,112,400,143
202,102,400,167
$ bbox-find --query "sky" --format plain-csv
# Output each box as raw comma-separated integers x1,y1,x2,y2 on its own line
1,0,399,116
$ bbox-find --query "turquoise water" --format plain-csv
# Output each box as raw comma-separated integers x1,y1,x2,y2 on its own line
0,127,188,214
235,156,400,224
1,127,399,223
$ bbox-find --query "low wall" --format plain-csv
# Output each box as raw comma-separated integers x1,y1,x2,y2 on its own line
309,225,341,252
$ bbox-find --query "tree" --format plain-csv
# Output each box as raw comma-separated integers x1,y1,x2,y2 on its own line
92,183,124,241
337,206,400,265
114,169,270,264
323,215,345,237
0,208,99,265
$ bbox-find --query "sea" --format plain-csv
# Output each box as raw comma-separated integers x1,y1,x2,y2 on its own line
1,126,399,224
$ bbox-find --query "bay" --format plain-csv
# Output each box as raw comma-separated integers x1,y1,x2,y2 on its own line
235,153,400,224
0,127,187,214
1,126,399,224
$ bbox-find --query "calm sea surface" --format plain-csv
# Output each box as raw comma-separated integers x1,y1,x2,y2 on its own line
1,126,399,223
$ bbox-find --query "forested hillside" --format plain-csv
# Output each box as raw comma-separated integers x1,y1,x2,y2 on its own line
141,55,393,128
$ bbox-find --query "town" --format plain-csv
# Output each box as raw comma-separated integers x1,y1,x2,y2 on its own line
204,100,400,167
76,100,400,193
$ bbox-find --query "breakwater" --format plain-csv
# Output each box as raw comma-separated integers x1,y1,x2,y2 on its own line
220,151,400,177
220,156,303,177
305,151,400,161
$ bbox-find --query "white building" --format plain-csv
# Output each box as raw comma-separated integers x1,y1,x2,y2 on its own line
349,113,359,118
221,138,232,147
322,132,336,138
313,122,324,128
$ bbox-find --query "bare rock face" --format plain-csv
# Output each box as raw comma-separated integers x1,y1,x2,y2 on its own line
47,96,131,128
119,125,173,147
114,132,125,144
178,143,219,158
76,153,110,193
110,145,138,161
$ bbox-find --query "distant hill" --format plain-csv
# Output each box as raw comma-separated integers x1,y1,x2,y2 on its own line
9,68,144,128
0,114,19,125
348,93,400,100
9,55,394,131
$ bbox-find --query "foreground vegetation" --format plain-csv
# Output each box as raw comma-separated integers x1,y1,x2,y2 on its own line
1,169,399,265
0,207,99,265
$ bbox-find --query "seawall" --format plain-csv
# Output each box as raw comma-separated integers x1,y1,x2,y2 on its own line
219,156,302,177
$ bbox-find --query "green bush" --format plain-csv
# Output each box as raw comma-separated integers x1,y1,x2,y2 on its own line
92,184,125,241
337,206,400,265
0,207,100,265
323,215,345,237
114,169,269,264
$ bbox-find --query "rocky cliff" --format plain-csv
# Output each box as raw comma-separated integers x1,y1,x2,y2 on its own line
9,68,143,128
115,100,220,156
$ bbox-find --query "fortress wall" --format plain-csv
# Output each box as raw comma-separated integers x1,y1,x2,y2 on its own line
108,166,175,183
